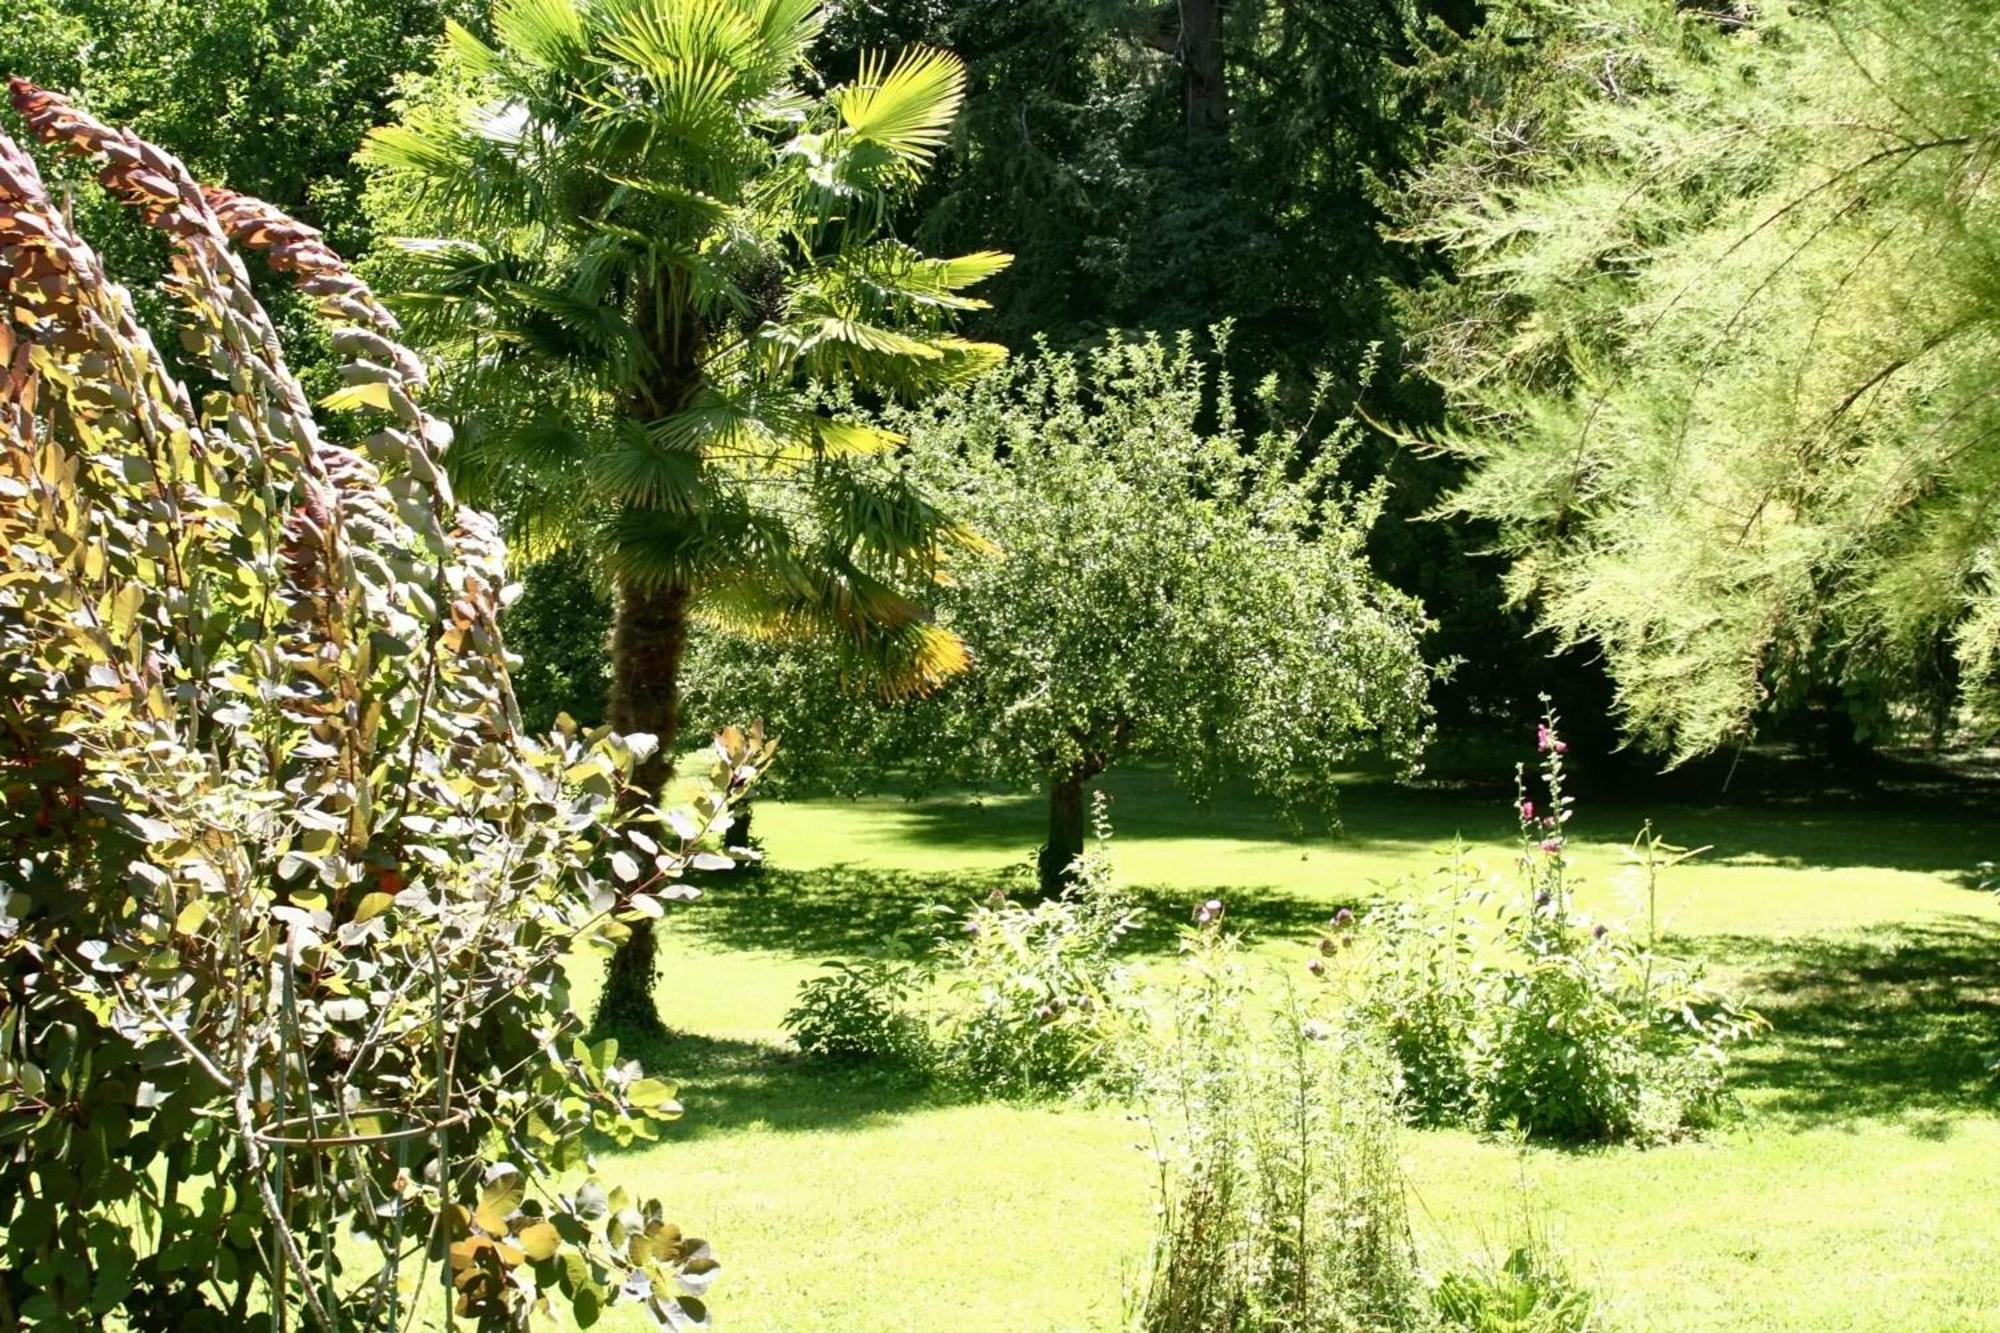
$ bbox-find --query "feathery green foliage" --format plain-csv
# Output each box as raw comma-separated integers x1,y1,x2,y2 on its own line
1397,0,2000,758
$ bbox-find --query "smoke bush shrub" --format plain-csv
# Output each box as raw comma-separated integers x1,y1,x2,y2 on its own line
0,84,768,1331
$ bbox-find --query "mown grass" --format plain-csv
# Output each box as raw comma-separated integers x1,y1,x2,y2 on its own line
573,762,2000,1331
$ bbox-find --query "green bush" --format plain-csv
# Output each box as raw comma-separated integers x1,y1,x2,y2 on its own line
931,823,1143,1096
781,799,1143,1096
1336,855,1484,1127
1433,1236,1600,1333
784,957,932,1069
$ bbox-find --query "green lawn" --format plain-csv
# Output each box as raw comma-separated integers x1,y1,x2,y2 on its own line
576,767,2000,1331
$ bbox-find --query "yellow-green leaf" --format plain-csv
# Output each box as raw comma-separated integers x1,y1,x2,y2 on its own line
319,382,394,414
515,1220,560,1262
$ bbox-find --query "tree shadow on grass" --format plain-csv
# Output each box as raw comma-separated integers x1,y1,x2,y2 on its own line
1697,915,2000,1128
600,1028,951,1147
677,862,1374,962
804,759,1999,879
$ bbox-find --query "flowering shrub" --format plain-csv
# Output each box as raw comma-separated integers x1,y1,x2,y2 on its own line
0,84,769,1331
931,817,1143,1095
1479,713,1758,1142
1333,850,1484,1127
1330,710,1761,1144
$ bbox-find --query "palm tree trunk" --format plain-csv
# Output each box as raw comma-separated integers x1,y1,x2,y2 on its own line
596,577,691,1036
1037,770,1088,899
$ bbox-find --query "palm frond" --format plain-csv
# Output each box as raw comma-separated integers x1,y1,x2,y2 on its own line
813,464,992,567
649,385,815,464
700,558,970,697
442,406,604,557
443,20,502,78
814,242,1013,325
602,497,747,590
600,0,759,131
761,322,1007,397
832,46,966,165
601,174,735,226
814,417,904,456
361,116,480,187
742,0,824,72
587,419,710,510
922,336,1010,387
494,0,591,74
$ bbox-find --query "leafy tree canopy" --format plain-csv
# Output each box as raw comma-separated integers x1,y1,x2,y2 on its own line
1,0,475,351
689,332,1436,891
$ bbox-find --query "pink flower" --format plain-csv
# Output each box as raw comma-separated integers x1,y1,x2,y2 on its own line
1520,800,1535,821
1540,837,1564,854
1537,724,1554,752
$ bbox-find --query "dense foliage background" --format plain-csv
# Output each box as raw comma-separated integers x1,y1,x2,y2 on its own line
6,2,1998,1329
12,0,1995,764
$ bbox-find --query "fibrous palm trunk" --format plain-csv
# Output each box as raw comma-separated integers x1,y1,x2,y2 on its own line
596,577,691,1035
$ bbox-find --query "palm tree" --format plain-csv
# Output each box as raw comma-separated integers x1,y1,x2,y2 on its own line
363,0,1009,1033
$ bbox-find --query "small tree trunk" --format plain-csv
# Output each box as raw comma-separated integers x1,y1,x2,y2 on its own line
1037,771,1088,898
596,577,691,1037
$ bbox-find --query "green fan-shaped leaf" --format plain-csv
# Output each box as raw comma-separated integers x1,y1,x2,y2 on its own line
832,46,966,163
